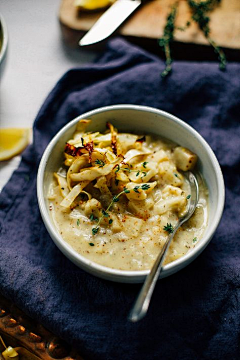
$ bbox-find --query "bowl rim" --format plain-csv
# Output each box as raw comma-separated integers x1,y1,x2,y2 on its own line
37,104,225,280
0,13,8,65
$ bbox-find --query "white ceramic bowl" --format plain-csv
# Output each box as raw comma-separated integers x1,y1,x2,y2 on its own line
0,14,8,80
37,105,225,283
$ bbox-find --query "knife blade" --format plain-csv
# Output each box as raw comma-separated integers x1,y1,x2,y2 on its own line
79,0,142,46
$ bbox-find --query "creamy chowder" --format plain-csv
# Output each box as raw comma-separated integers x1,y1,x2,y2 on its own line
48,120,208,271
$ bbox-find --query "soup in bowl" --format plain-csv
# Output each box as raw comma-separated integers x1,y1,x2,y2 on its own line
37,105,224,283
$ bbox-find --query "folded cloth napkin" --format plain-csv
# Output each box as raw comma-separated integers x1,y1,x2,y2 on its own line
0,38,239,360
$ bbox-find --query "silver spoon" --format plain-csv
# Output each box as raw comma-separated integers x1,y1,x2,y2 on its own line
128,172,199,322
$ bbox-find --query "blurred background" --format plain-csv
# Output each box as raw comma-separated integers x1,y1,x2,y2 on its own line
0,0,97,190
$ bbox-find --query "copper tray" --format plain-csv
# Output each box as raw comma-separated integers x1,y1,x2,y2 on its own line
0,293,84,360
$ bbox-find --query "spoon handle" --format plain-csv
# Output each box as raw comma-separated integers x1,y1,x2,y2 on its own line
128,225,179,322
128,172,199,323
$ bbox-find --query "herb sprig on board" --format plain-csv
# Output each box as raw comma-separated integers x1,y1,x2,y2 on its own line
188,0,226,69
159,4,178,77
159,0,226,77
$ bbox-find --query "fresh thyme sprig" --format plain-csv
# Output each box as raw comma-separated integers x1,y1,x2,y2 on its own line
92,184,151,235
90,214,98,221
115,163,148,178
133,184,150,193
163,223,174,233
95,159,105,167
177,21,191,32
92,187,130,235
159,0,226,76
159,3,178,77
188,0,226,70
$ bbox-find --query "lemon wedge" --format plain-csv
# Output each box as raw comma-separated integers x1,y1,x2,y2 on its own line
2,346,19,360
74,0,115,11
0,128,31,161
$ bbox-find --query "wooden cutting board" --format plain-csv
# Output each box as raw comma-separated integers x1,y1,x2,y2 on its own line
59,0,240,50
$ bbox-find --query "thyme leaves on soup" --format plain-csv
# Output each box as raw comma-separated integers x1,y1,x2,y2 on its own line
95,159,106,167
89,214,98,222
92,185,150,236
115,164,148,178
164,223,174,233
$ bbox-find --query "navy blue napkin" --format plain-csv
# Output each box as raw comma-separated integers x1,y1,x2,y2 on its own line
0,38,239,360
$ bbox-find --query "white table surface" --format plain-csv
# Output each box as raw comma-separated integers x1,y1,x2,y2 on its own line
0,0,97,190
